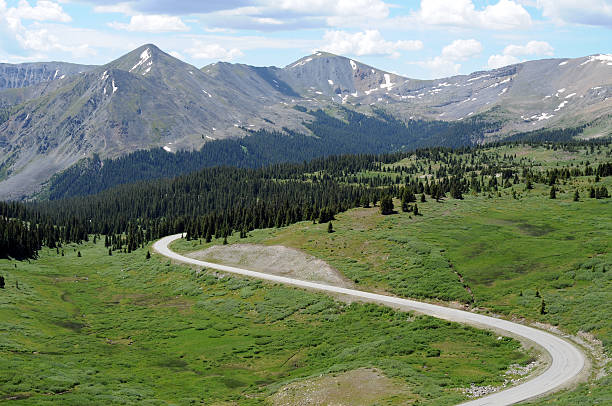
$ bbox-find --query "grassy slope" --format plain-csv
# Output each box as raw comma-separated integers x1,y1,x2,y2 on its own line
172,144,612,404
0,240,530,405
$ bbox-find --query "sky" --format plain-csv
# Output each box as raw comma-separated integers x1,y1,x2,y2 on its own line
0,0,610,79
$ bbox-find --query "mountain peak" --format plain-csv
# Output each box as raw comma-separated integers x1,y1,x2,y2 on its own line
104,43,183,76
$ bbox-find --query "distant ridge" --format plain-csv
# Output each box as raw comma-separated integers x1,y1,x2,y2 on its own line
0,44,610,199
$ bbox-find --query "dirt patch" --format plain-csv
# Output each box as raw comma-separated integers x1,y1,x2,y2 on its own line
269,368,414,406
187,244,352,288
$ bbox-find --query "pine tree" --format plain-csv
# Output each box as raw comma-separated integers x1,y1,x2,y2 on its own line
573,190,579,202
108,248,112,256
420,193,426,203
146,251,151,259
540,299,547,315
0,275,4,289
77,251,82,257
380,195,394,215
327,222,334,233
549,186,556,199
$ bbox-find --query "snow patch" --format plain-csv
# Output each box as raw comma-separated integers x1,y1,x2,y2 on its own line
349,60,357,70
498,88,508,96
351,91,358,97
534,112,554,121
112,79,118,94
53,70,59,79
468,74,490,82
100,70,109,81
580,54,612,66
59,74,66,79
202,90,212,98
554,101,568,111
559,61,568,66
328,79,334,86
205,135,215,140
130,48,152,73
380,73,394,90
557,88,566,93
565,93,576,99
163,146,172,152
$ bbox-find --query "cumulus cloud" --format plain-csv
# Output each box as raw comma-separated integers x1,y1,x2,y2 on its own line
414,0,531,30
487,54,520,69
7,0,71,22
487,40,554,68
322,30,422,58
537,0,612,27
0,0,94,58
199,0,390,31
418,39,482,78
503,40,554,56
185,42,243,60
441,39,483,61
109,14,189,32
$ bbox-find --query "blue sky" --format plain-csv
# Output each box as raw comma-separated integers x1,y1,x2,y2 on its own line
0,0,610,79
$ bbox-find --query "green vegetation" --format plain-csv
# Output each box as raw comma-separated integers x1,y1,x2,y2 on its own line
0,240,529,404
2,141,611,404
170,143,612,404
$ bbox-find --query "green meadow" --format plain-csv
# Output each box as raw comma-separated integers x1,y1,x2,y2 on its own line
1,239,531,404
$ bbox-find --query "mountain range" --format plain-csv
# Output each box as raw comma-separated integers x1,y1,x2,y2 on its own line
0,44,610,200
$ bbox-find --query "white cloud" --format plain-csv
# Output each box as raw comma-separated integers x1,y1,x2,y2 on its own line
0,0,95,58
414,0,531,30
441,39,483,61
503,40,554,56
202,0,390,31
487,40,554,69
487,54,520,69
185,42,243,60
322,30,423,58
538,0,612,27
93,3,135,15
7,0,71,23
110,14,189,32
417,39,482,78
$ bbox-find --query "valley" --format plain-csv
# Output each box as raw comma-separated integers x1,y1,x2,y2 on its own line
1,142,610,404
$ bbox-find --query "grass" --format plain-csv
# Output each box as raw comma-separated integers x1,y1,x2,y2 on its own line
171,144,612,404
2,142,610,404
0,239,531,405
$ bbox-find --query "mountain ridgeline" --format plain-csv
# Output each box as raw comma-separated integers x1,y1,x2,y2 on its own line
0,43,610,200
44,108,498,200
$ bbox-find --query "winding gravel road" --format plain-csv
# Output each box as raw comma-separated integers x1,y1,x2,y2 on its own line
154,234,586,405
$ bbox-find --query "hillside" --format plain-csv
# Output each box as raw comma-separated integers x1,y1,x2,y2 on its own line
0,44,610,200
1,141,610,404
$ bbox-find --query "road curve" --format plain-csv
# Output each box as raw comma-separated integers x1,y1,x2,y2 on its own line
153,234,586,405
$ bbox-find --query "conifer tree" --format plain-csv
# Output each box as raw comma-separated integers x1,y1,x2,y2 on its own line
327,222,334,233
573,190,579,201
380,195,394,215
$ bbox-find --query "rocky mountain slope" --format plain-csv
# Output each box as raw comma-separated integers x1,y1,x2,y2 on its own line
0,61,94,90
0,44,610,199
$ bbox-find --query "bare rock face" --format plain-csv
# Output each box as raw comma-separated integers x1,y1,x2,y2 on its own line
0,62,94,90
0,44,610,200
